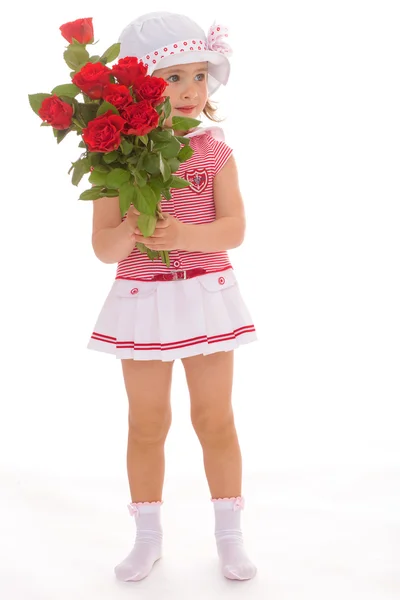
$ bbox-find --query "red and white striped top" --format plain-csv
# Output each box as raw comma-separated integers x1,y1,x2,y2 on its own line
115,129,233,281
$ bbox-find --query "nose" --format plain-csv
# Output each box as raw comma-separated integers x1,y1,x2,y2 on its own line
181,81,198,100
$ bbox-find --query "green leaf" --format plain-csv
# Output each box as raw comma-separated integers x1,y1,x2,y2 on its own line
71,37,91,46
167,157,180,172
126,153,138,165
162,188,172,200
159,155,171,182
71,157,91,185
92,162,110,173
132,169,147,187
89,170,107,186
71,117,84,131
87,55,101,63
151,141,170,152
51,83,81,98
106,168,130,188
163,97,172,119
149,129,173,143
79,186,102,200
135,185,158,215
97,101,119,116
99,188,119,197
120,139,134,155
76,102,98,125
88,152,102,167
171,116,201,131
146,248,161,260
103,151,119,164
119,181,136,216
153,137,181,159
169,175,191,189
78,140,86,148
178,145,194,162
56,128,71,144
137,214,157,237
138,135,148,145
174,135,191,146
148,178,163,197
28,93,52,115
135,242,148,254
143,153,161,175
136,149,148,172
64,45,90,71
135,243,161,262
100,42,120,64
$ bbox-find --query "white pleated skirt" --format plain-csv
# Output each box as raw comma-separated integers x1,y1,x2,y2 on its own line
87,268,257,361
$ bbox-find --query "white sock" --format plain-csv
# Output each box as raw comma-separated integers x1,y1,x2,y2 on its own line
213,496,257,580
114,501,163,582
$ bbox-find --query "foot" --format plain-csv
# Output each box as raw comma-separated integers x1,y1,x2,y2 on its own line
114,541,162,582
217,537,257,580
213,497,257,581
114,502,163,582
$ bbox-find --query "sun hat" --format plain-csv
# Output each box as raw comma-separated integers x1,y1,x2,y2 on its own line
118,11,232,95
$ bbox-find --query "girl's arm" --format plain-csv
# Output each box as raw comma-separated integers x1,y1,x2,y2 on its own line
134,155,246,253
91,196,137,264
181,155,246,252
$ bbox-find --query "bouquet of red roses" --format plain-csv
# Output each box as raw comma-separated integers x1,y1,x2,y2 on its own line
28,17,200,266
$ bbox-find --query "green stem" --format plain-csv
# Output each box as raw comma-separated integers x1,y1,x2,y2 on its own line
160,250,170,266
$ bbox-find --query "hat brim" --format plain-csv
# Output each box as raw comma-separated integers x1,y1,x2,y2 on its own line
147,50,230,96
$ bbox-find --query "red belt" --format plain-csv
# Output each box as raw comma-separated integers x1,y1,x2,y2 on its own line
150,268,207,281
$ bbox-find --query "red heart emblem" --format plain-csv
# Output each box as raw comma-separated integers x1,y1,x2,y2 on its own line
185,169,208,193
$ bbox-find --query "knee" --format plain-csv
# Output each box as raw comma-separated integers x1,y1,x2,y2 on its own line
191,407,236,445
128,409,171,445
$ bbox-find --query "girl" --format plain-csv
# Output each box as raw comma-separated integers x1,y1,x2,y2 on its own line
88,11,258,582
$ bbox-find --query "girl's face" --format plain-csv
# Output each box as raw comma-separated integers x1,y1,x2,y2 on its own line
153,61,208,132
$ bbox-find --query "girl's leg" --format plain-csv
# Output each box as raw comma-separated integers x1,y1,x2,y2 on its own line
115,358,174,583
122,358,174,502
182,351,256,580
182,351,240,498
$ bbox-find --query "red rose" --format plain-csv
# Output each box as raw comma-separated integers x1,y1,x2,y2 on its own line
38,95,73,130
102,84,133,111
82,110,125,152
59,18,94,45
111,57,148,87
121,100,160,136
72,62,111,99
134,75,168,103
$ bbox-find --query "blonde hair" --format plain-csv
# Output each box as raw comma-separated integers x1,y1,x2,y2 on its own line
203,99,224,122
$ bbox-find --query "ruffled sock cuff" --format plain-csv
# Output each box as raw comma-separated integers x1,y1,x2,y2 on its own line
127,500,163,516
211,496,245,511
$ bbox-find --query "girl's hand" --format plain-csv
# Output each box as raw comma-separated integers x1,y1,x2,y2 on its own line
135,213,186,251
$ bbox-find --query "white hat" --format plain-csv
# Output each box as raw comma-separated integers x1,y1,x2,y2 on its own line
118,12,232,96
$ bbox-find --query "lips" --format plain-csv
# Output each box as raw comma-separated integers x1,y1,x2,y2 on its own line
176,106,196,113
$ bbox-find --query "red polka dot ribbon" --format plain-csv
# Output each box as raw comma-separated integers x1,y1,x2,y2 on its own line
140,23,232,69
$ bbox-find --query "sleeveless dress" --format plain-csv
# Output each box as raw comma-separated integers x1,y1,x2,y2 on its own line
87,127,257,361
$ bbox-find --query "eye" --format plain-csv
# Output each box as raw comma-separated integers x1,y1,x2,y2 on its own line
195,73,206,81
166,74,179,83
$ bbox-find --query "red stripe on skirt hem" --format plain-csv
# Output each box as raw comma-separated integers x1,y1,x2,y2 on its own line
91,333,117,343
91,325,256,350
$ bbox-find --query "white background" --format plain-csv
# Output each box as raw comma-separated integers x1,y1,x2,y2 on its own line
1,1,399,598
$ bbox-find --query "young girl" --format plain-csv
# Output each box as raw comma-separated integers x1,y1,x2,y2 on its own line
88,11,258,582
